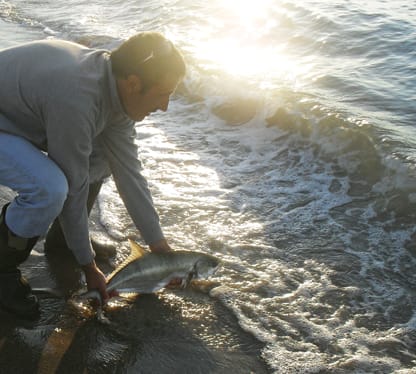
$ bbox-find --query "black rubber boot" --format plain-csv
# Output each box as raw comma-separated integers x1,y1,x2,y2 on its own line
44,181,116,259
0,271,39,318
0,204,39,319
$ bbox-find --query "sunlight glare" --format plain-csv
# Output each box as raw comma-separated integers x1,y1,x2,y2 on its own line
198,38,292,79
192,0,308,83
221,0,274,26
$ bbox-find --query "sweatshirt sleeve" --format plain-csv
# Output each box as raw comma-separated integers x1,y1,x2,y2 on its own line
98,119,165,245
44,100,96,265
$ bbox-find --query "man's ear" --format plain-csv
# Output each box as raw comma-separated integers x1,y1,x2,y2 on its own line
126,74,142,93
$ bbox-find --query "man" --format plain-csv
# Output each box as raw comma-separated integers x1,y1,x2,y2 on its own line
0,32,186,318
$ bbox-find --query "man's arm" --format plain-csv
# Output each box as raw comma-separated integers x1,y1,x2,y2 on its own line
44,100,108,299
45,100,96,264
98,120,168,251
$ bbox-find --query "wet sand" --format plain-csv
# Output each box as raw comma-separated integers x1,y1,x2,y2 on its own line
0,190,270,374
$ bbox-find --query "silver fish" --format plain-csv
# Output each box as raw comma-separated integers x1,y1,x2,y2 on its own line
81,240,220,321
105,240,220,295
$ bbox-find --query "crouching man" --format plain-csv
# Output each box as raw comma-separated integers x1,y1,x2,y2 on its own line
0,31,186,318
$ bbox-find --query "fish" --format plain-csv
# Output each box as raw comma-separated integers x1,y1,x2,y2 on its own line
80,240,220,322
107,240,220,292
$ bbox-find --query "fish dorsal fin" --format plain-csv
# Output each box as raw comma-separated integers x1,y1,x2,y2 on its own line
128,239,148,258
106,240,148,283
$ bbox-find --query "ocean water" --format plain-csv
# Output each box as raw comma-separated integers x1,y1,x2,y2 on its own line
1,0,416,372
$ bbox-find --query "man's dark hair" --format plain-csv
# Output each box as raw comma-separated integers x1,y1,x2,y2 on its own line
110,32,186,91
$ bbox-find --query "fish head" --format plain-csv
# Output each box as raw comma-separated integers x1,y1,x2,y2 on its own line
193,254,221,279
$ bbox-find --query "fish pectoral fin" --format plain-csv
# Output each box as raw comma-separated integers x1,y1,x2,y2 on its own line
146,275,188,293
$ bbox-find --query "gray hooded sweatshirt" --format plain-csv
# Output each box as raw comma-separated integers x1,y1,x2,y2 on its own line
0,39,164,265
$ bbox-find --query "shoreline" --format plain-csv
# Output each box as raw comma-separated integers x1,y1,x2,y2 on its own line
0,188,271,373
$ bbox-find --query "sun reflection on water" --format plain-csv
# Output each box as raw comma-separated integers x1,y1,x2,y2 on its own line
190,0,311,85
220,0,275,25
197,39,291,79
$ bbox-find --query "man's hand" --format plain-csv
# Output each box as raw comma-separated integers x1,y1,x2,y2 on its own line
82,261,109,304
149,239,181,287
149,238,173,253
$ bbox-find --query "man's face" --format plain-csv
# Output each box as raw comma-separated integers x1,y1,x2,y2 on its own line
117,74,180,121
